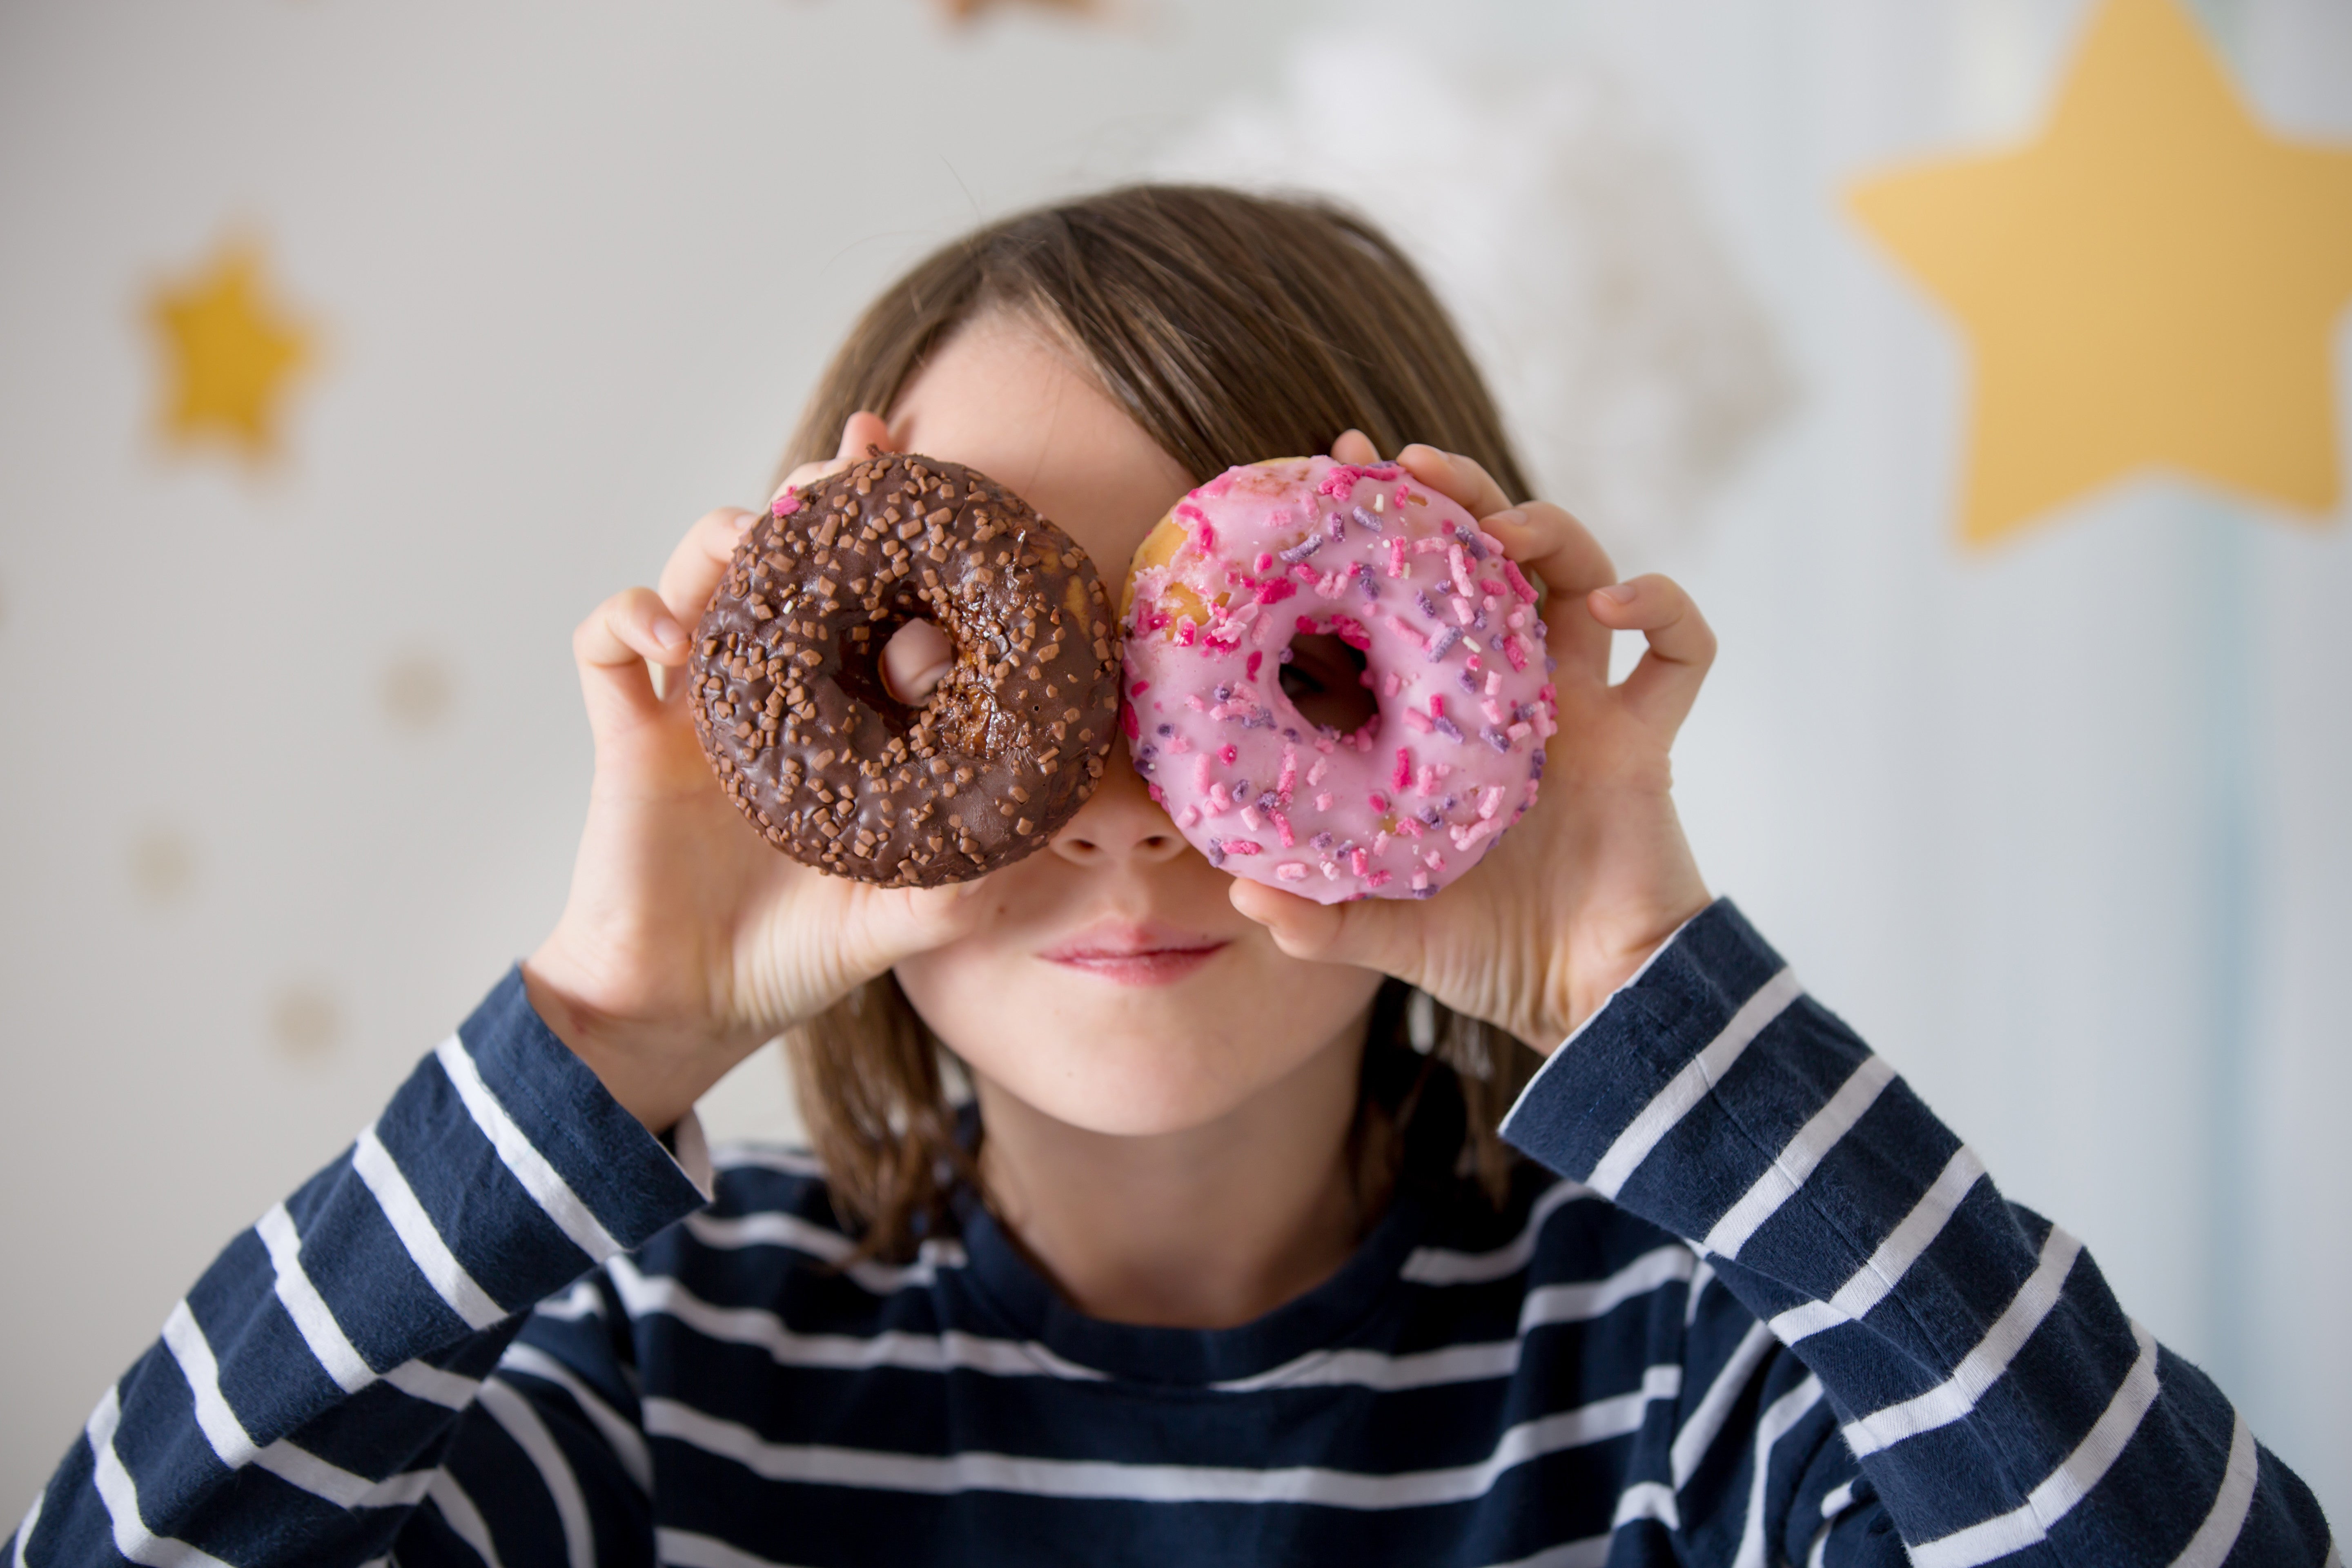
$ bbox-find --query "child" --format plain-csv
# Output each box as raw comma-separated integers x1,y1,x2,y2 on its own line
10,186,2332,1566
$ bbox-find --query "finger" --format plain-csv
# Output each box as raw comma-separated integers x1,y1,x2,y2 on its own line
1587,575,1717,737
880,618,955,704
1228,877,1428,982
1330,428,1380,465
1394,444,1513,521
775,411,896,499
1481,501,1617,678
573,586,689,733
656,508,759,629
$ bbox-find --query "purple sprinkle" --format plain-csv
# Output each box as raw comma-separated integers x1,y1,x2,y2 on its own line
1415,590,1440,619
1443,795,1458,813
1419,805,1442,826
1472,607,1488,630
1459,669,1481,693
1278,534,1326,564
1283,727,1300,741
1360,577,1380,601
1433,717,1463,743
1483,726,1511,753
1234,779,1251,800
1214,684,1232,703
1208,843,1227,868
1530,749,1547,780
1326,516,1346,541
1312,831,1335,852
1138,744,1158,759
1452,523,1488,562
1545,655,1558,673
1257,791,1280,812
1351,506,1382,532
1511,702,1530,724
1428,627,1463,662
1156,722,1174,737
1136,758,1155,774
1413,885,1437,899
1276,647,1294,663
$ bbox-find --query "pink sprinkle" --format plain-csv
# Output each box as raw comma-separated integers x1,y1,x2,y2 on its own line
1176,619,1199,648
1479,786,1504,820
1227,840,1263,856
1313,733,1336,754
1320,860,1340,880
1255,579,1297,604
1121,703,1139,739
1386,538,1407,578
1277,746,1297,801
1430,695,1446,720
1276,862,1308,882
1412,536,1449,556
1392,748,1413,792
1185,693,1208,711
1415,763,1441,797
1503,560,1539,603
1195,755,1213,792
1449,544,1476,598
1412,871,1430,892
1396,815,1425,839
1246,652,1262,682
1315,791,1335,811
1292,564,1321,586
1373,830,1391,855
1202,470,1237,498
1218,744,1238,766
771,487,802,518
1507,608,1528,631
1241,805,1263,831
1209,781,1231,812
1384,615,1428,651
1483,699,1506,725
1369,791,1390,813
1307,757,1330,787
1294,614,1323,637
1481,579,1508,598
1349,846,1370,877
1405,708,1432,734
1177,805,1200,827
1507,722,1532,741
1424,849,1446,871
1272,809,1295,848
1366,869,1394,890
1148,783,1164,805
1486,670,1503,696
1454,818,1497,852
1502,635,1528,673
1166,735,1193,754
1130,679,1152,696
1381,670,1402,697
1453,597,1476,626
1254,552,1275,573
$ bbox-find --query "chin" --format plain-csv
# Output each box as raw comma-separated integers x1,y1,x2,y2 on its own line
894,947,1383,1139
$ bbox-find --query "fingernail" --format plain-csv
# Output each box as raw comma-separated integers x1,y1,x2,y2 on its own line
1490,508,1528,528
1597,582,1637,604
651,614,687,648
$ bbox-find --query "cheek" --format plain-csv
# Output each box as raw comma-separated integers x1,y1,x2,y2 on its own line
893,931,1385,1138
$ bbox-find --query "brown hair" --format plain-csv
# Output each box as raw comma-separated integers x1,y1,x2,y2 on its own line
780,184,1543,1261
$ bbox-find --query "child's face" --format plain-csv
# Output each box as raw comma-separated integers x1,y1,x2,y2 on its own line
884,312,1385,1137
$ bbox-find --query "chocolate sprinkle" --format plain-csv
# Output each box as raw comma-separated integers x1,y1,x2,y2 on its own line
690,453,1121,887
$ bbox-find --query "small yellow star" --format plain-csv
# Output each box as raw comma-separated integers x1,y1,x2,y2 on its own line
1850,0,2352,546
146,236,317,465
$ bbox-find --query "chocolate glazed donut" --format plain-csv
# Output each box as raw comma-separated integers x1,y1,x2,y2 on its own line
690,452,1122,887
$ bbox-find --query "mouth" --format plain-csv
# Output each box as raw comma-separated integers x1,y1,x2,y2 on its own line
1040,922,1230,986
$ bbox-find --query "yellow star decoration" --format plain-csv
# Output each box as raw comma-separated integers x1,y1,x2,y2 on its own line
146,236,317,465
1849,0,2352,546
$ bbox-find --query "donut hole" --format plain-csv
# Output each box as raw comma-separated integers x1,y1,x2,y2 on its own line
880,618,956,705
1280,633,1377,736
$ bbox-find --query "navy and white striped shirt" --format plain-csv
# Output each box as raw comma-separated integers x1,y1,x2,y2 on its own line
9,902,2334,1564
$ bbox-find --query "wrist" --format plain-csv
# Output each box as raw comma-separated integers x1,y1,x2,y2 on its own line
1546,890,1713,1049
520,950,756,1134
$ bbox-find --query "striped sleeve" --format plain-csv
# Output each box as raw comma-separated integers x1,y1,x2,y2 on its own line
5,967,707,1568
1500,900,2337,1566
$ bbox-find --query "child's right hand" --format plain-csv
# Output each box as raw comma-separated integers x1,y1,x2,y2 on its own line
522,414,994,1134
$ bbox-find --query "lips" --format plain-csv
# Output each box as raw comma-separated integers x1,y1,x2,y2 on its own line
1040,922,1229,986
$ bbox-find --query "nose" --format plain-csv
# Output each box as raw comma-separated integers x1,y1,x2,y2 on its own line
1049,746,1187,868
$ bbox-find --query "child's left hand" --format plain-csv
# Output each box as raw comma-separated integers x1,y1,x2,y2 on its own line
1229,434,1716,1055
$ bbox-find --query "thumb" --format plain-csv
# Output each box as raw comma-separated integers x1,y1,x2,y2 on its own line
850,872,997,972
1229,877,1427,982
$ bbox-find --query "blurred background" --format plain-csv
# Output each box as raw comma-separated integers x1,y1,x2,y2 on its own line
2,0,2346,1522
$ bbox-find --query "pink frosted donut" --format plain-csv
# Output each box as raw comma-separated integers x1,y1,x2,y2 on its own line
1120,456,1557,903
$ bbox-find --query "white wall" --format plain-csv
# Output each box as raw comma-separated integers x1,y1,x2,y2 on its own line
2,0,2344,1525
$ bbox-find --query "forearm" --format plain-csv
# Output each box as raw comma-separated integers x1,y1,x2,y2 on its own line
7,969,708,1566
1502,900,2335,1565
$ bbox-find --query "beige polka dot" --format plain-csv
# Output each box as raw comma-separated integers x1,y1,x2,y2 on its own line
269,982,340,1058
128,826,198,904
381,653,454,732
